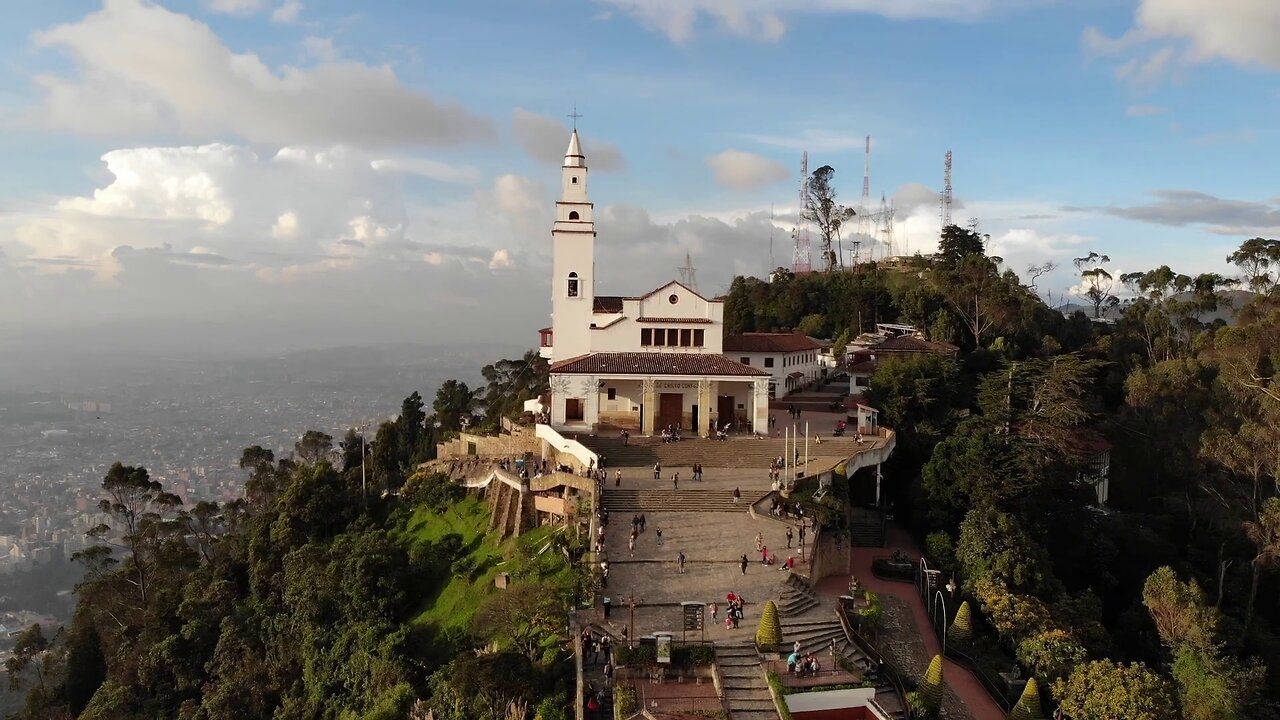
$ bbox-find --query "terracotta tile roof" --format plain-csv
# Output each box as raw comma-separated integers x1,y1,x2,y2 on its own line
593,296,626,313
636,317,714,323
869,335,959,354
550,352,768,376
723,333,823,353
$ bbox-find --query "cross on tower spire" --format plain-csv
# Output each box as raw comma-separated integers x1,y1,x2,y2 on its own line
567,104,583,130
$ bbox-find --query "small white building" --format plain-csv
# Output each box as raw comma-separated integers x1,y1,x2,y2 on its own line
538,130,771,436
723,333,824,398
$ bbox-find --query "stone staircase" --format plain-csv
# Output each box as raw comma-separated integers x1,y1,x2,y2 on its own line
583,435,862,469
780,616,868,668
602,488,747,513
716,642,779,720
777,573,821,617
849,518,884,548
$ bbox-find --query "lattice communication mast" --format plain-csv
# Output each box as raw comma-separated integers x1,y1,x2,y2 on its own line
940,150,953,227
792,152,812,274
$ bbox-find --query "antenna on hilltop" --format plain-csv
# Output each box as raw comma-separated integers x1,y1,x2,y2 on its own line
857,135,872,267
940,150,953,227
792,152,812,274
678,251,698,291
768,203,776,271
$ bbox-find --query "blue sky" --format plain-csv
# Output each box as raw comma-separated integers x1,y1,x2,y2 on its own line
1,0,1278,355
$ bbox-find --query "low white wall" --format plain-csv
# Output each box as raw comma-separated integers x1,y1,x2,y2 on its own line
536,423,599,469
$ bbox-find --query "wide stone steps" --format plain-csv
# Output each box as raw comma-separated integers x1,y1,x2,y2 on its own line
850,521,883,548
716,643,780,720
781,618,868,667
602,489,749,513
585,436,862,469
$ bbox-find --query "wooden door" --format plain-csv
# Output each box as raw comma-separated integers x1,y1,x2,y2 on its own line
717,396,735,431
565,398,583,421
658,393,683,430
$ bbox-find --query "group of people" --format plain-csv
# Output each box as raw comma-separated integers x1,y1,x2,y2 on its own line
787,649,822,677
719,592,747,629
660,424,685,443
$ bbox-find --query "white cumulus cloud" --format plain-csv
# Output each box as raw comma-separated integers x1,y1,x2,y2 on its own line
706,149,789,191
272,0,303,22
32,0,494,147
206,0,269,15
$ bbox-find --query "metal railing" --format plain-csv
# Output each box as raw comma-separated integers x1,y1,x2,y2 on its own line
835,597,911,710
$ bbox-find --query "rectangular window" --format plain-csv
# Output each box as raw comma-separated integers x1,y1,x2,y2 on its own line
680,329,692,347
607,388,616,400
740,357,750,365
654,329,666,346
694,329,704,347
641,328,652,346
764,357,774,368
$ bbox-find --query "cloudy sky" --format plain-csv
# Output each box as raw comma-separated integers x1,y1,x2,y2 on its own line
2,0,1278,358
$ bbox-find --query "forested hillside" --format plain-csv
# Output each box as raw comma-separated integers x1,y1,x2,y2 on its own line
5,368,579,720
729,228,1280,719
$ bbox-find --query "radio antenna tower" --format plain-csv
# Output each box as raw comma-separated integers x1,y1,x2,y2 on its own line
877,192,895,258
792,152,812,273
940,150,953,227
857,135,872,266
678,250,698,291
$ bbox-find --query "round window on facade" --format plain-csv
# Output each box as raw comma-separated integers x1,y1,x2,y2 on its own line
668,294,679,304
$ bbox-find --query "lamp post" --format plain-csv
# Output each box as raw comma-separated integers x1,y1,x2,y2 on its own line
934,590,949,657
946,577,958,601
628,592,637,648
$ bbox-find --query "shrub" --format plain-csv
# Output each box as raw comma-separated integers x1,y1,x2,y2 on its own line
613,685,637,717
909,655,945,717
756,601,782,652
1009,677,1045,720
973,578,1053,642
612,644,655,667
1015,629,1087,681
948,601,973,645
925,531,956,573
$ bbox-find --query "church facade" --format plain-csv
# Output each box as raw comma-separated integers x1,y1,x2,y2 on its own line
538,130,770,436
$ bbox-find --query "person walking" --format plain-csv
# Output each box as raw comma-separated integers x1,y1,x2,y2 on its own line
672,472,679,490
615,469,622,487
628,535,635,557
655,526,663,545
786,525,794,548
799,524,806,547
732,487,741,504
677,551,686,574
653,462,661,480
761,545,769,565
754,531,763,552
710,601,718,623
603,661,613,689
639,513,646,532
740,554,749,575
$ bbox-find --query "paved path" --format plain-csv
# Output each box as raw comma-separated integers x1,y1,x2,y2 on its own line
598,469,810,645
813,524,1006,720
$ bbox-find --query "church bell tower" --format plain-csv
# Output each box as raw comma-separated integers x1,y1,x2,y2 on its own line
549,129,596,363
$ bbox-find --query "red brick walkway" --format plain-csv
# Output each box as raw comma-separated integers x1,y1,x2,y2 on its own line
813,524,1006,720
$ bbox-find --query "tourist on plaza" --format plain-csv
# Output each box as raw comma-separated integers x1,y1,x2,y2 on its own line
655,526,663,545
628,536,635,557
677,551,686,573
653,462,662,479
786,526,793,548
754,531,763,551
639,513,646,531
794,640,801,656
601,635,612,662
709,601,718,623
672,471,680,489
622,429,630,445
760,545,769,565
615,469,622,486
740,554,749,575
799,525,806,547
603,661,613,688
732,487,741,504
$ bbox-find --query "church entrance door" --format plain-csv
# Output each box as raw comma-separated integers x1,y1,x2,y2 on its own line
717,395,735,432
658,393,683,430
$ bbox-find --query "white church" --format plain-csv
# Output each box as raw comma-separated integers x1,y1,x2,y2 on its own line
538,130,771,436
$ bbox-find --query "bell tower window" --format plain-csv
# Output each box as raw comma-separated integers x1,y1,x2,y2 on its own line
567,272,579,298
569,211,580,220
571,176,578,184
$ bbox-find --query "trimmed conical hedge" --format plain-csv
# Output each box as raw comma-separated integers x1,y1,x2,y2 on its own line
1009,677,1045,720
755,600,782,651
948,601,973,645
913,654,945,715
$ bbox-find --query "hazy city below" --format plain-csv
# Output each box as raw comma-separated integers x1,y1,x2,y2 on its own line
0,339,517,688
